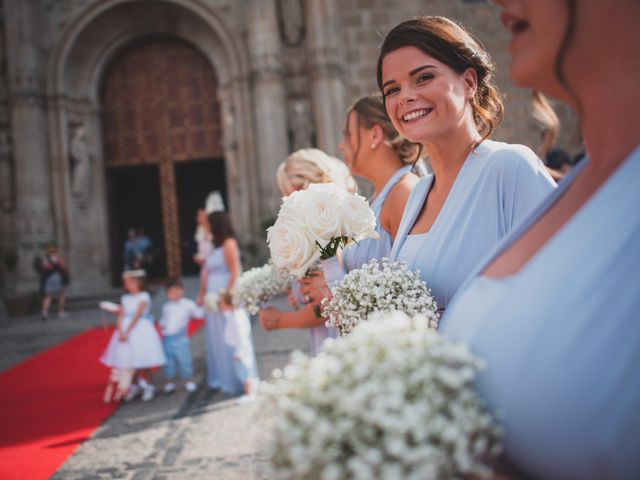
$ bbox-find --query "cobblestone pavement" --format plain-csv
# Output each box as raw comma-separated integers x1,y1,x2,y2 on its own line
1,279,308,479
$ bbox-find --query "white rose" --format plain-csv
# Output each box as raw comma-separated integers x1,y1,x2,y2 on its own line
302,185,344,247
267,217,320,278
275,195,306,228
340,194,379,241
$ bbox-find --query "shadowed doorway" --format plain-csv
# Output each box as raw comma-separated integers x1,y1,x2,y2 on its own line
106,165,166,283
175,159,227,276
100,37,224,283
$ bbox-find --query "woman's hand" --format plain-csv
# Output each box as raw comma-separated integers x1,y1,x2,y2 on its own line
259,307,282,331
300,272,332,303
196,293,204,306
219,297,234,312
118,330,128,342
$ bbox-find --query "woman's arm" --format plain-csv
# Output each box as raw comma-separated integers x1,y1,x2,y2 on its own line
259,304,325,331
222,238,241,291
220,238,241,310
116,309,125,339
196,264,207,305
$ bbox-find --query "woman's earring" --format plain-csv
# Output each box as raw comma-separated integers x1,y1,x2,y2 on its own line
370,143,376,149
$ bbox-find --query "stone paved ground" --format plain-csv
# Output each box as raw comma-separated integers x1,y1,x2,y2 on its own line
1,278,308,479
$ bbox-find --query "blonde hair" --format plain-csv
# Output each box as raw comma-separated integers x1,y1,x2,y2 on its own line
276,148,358,196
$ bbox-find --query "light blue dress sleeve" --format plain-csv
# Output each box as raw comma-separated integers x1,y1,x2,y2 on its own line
490,144,557,229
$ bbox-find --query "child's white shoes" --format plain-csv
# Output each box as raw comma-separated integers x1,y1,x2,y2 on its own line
141,384,155,402
185,381,197,393
163,382,176,394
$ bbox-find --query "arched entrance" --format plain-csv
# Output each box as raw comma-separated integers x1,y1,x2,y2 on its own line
101,38,226,281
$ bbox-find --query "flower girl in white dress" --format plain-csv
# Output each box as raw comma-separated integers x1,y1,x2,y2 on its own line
101,270,166,402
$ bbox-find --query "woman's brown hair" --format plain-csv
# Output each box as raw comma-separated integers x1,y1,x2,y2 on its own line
377,16,504,142
348,93,420,164
208,212,236,248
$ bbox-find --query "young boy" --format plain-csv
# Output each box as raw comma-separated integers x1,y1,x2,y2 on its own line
160,278,202,393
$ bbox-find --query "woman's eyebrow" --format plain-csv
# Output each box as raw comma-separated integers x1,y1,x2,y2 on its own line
382,64,437,88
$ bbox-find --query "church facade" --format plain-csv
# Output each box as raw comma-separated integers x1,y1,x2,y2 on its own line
0,0,578,298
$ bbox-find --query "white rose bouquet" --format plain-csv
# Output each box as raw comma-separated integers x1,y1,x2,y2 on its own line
262,311,501,480
233,262,291,315
322,258,439,335
267,183,379,278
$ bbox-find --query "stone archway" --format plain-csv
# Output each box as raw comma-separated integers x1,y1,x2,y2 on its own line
46,0,259,291
101,38,225,280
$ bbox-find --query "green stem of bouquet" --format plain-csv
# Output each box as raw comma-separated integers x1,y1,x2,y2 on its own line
317,236,350,260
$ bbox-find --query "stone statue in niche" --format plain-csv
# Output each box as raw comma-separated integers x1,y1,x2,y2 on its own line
69,124,91,206
0,131,13,211
288,99,315,151
276,0,305,47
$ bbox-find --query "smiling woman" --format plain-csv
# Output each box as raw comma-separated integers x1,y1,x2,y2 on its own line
378,16,556,310
440,1,640,478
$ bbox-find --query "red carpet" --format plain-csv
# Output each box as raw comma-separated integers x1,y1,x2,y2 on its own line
0,319,204,480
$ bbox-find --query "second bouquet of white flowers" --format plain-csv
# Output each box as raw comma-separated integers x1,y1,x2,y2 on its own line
233,262,291,315
267,183,379,278
262,312,502,480
322,257,439,335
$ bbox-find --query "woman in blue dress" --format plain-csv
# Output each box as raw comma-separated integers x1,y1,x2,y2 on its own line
441,1,640,478
378,16,556,311
260,97,420,349
338,93,420,272
197,211,258,396
259,148,358,355
297,94,420,303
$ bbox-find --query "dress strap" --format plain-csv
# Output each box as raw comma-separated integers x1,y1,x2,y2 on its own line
370,165,413,213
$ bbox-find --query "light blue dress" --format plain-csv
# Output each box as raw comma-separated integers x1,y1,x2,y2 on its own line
342,165,413,272
441,147,640,480
203,247,248,394
390,140,556,310
290,279,337,356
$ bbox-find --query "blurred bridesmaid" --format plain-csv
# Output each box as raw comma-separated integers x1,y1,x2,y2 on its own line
299,94,420,303
197,211,258,395
259,149,356,355
442,1,640,478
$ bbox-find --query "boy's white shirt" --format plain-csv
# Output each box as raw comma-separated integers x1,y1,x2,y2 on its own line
160,298,204,335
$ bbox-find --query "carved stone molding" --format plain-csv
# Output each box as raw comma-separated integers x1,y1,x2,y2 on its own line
0,131,13,212
15,206,54,247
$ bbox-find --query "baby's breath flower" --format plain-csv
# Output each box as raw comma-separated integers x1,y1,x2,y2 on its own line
261,312,502,480
233,261,291,314
322,258,440,335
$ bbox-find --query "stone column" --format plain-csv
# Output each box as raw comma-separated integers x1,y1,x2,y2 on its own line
4,0,54,293
306,0,346,156
247,0,289,217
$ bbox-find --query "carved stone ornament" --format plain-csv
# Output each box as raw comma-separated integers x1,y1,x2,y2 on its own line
288,98,315,151
0,131,13,211
69,124,91,207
